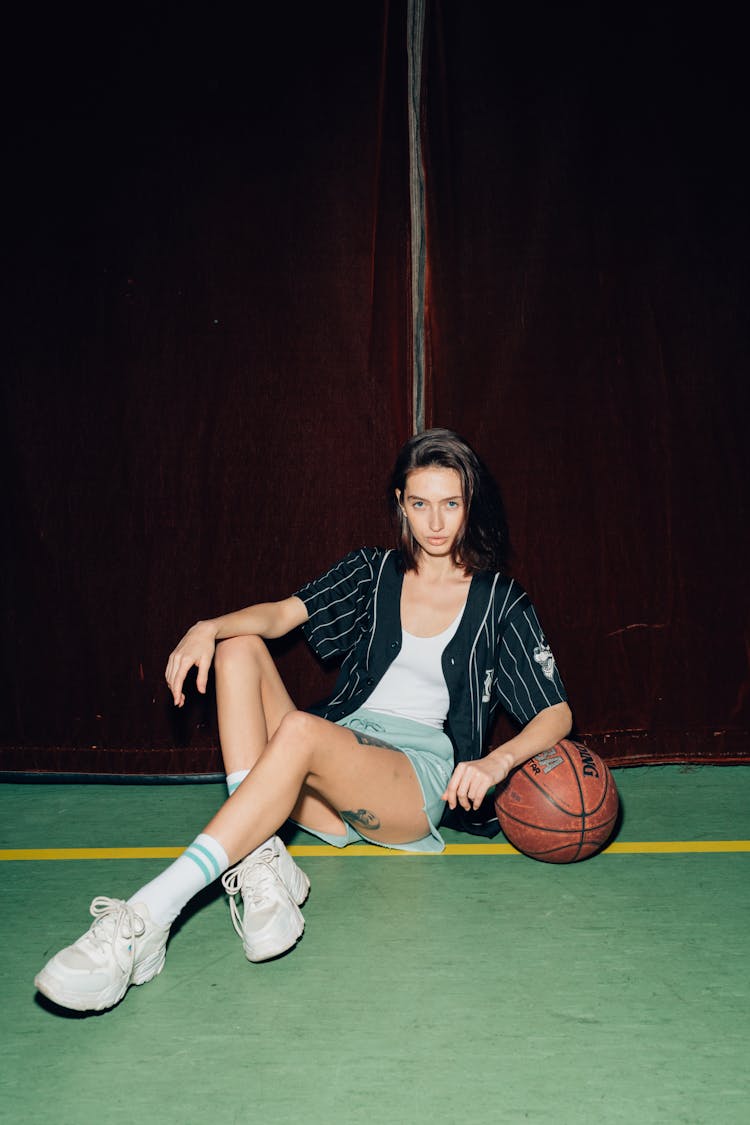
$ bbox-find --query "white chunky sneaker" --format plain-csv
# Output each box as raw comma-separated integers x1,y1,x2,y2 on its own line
221,836,310,962
34,898,170,1012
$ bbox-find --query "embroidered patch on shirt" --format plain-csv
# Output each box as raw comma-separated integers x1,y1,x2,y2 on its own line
533,641,556,681
482,670,494,703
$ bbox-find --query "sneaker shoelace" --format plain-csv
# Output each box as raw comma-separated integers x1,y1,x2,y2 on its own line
85,897,146,974
221,849,287,939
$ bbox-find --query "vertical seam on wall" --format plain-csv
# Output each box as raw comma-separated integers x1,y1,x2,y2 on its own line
407,0,426,435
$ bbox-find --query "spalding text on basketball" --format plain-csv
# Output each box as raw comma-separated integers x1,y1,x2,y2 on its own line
576,744,600,778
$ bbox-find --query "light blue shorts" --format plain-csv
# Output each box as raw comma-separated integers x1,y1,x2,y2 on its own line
294,707,454,853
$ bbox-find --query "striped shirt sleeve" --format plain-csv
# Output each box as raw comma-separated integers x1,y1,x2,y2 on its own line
294,549,377,662
493,603,567,725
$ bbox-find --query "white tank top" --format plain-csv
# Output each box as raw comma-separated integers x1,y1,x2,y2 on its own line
363,609,464,729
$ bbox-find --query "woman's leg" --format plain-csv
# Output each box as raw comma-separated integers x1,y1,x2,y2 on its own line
136,638,343,959
214,634,292,773
34,712,429,1011
205,709,430,862
214,635,345,836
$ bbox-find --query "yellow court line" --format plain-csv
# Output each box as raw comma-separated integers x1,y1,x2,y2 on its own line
0,841,748,861
0,847,185,861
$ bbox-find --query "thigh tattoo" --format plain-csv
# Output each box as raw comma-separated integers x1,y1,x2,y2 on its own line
350,730,397,750
341,729,396,832
341,808,382,831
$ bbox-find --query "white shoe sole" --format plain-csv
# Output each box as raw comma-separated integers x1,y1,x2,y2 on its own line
34,947,166,1012
242,900,305,963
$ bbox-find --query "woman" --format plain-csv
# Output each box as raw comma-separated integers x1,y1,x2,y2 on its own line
35,429,571,1011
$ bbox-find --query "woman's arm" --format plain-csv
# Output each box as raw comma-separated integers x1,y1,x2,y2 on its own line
165,596,308,708
442,700,572,812
210,597,309,641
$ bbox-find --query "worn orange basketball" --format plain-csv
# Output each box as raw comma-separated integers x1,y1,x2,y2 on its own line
494,739,619,863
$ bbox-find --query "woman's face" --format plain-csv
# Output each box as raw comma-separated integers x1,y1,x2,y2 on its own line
397,466,466,559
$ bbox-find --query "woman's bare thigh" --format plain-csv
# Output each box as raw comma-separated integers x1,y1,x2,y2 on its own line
204,710,432,861
290,713,431,845
214,634,296,740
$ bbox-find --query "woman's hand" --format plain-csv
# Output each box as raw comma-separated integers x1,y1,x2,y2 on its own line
442,702,573,813
164,597,308,708
165,621,218,707
442,750,515,812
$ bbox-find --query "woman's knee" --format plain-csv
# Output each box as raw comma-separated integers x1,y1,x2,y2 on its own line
214,634,268,674
274,710,320,760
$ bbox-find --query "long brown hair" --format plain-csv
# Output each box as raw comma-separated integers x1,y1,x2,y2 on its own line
389,428,511,574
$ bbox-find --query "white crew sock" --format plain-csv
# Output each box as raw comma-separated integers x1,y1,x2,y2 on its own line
226,768,251,796
129,833,230,928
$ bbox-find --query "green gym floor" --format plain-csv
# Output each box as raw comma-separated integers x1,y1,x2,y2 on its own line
1,767,748,1125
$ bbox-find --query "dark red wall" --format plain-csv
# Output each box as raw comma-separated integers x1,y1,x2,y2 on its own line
2,5,412,770
422,4,750,763
3,4,748,771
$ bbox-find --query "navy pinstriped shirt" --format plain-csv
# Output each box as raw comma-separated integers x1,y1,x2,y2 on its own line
294,547,567,837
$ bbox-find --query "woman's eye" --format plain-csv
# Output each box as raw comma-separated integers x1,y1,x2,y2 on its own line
412,501,424,509
446,500,459,509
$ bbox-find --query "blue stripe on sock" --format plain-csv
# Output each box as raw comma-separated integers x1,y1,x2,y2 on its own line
184,847,212,883
191,841,223,879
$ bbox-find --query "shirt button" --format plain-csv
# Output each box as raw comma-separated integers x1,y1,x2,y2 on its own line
366,677,374,686
390,642,399,649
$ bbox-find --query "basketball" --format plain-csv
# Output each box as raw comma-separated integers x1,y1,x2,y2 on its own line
494,739,619,862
